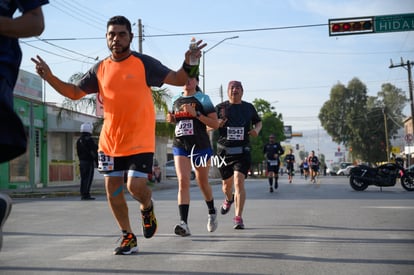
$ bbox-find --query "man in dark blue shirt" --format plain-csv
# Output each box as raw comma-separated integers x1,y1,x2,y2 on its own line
0,0,48,162
0,0,49,252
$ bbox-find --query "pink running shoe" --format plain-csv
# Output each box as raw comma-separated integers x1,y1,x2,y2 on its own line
233,216,244,230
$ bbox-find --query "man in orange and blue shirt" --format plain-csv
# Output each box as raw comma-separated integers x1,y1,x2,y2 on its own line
32,15,205,255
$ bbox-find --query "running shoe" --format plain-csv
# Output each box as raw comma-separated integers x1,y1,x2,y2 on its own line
113,231,138,255
207,208,218,232
0,193,12,251
269,186,274,193
141,200,157,239
220,194,234,215
233,216,244,230
174,221,191,237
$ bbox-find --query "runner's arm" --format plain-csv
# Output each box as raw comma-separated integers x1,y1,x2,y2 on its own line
31,55,87,100
0,7,44,38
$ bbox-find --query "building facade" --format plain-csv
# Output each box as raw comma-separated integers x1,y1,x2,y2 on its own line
0,70,99,190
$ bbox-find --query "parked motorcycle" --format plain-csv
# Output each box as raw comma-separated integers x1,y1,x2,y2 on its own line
349,160,414,191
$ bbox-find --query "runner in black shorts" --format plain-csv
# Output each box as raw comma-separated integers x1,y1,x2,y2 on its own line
263,134,284,192
285,148,295,183
32,16,207,255
308,150,320,183
215,80,262,230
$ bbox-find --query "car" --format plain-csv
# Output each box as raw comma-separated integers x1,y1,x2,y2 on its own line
337,165,355,176
164,160,196,180
339,162,353,170
327,166,339,176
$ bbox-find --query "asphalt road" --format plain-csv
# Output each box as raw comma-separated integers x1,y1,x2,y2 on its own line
1,175,414,275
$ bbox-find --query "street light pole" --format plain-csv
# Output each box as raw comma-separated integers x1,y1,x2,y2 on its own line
202,36,239,93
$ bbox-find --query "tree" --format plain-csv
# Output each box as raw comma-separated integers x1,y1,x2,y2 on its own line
319,78,407,163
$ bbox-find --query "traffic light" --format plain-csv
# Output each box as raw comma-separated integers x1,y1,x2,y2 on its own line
329,17,374,36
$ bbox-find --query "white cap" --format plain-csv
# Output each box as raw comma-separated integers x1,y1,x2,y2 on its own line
80,123,93,133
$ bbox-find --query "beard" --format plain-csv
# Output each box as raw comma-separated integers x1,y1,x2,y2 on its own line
109,44,129,55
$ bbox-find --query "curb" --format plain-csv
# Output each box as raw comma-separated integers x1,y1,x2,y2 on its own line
6,179,221,199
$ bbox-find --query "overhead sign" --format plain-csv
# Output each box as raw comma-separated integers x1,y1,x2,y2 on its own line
329,13,414,36
14,69,43,101
284,125,292,139
375,13,414,33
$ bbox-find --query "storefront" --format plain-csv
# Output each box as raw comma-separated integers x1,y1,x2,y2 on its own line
0,70,46,190
0,70,100,190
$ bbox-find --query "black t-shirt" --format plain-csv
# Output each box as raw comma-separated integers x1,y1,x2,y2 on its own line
285,154,295,168
171,91,215,151
263,142,284,160
309,156,319,167
215,101,261,147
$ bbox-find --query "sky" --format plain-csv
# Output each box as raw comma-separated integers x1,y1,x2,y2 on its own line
18,0,414,159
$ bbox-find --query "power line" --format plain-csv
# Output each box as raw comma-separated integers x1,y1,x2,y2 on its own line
35,23,327,41
21,41,96,65
35,37,99,61
49,2,104,32
142,23,327,37
66,0,108,23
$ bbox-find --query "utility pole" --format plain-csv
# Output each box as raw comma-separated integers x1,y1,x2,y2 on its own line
383,108,390,162
138,19,143,53
389,58,413,134
390,58,413,164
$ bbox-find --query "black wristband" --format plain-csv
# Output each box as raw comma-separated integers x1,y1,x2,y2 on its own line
182,62,199,78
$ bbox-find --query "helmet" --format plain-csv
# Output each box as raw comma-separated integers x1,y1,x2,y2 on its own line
80,123,93,133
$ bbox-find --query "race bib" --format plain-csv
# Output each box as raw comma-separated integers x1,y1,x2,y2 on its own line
175,120,194,137
269,160,279,166
98,151,114,172
227,127,244,140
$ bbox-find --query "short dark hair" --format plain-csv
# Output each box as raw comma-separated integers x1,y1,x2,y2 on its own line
107,16,132,33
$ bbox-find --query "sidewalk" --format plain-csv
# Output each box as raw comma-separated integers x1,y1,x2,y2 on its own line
5,178,221,199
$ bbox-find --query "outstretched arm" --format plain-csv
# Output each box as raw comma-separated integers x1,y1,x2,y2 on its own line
164,40,207,86
0,7,45,38
31,55,87,100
